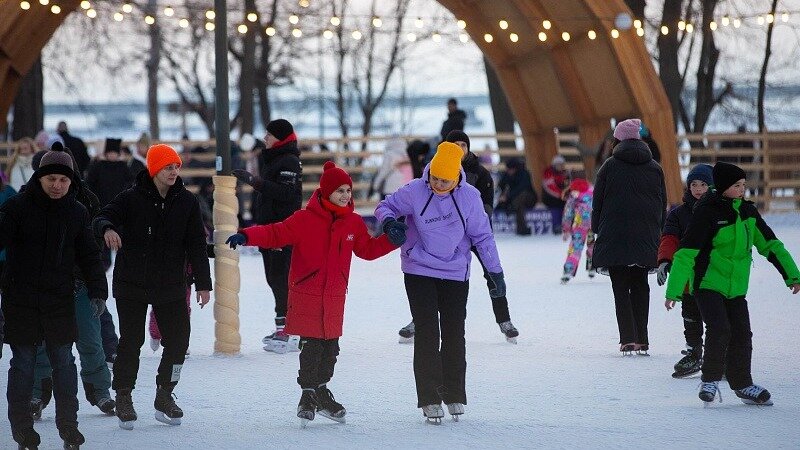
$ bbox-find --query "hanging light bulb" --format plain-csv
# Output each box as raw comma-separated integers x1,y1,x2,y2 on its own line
686,23,694,33
87,8,97,18
457,19,466,29
611,28,620,38
299,0,310,7
538,31,547,42
372,16,382,28
206,10,215,20
733,18,741,28
247,12,258,22
20,1,31,10
459,33,469,43
432,33,442,42
330,16,340,27
292,28,302,37
633,19,642,29
122,2,132,13
587,30,597,40
80,1,90,9
114,12,124,21
661,25,669,35
767,13,774,24
407,32,417,42
39,0,48,5
265,27,276,36
179,18,189,28
50,4,60,13
510,33,519,42
323,29,333,39
678,20,686,31
145,15,155,25
542,20,552,30
238,24,248,34
415,17,424,28
289,14,299,24
561,31,570,41
205,22,215,31
636,27,644,36
721,16,730,26
164,6,174,17
499,19,508,30
709,21,717,31
483,33,493,43
757,15,765,25
782,12,790,22
351,30,362,40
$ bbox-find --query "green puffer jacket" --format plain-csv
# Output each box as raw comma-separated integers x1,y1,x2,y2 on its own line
666,193,800,301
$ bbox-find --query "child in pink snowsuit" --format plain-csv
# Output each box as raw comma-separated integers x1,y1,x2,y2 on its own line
561,178,595,283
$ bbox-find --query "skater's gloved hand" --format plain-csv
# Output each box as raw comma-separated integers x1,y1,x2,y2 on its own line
382,218,408,246
225,233,247,249
232,169,264,190
89,298,106,318
656,261,671,286
664,299,676,311
488,271,506,298
790,283,800,294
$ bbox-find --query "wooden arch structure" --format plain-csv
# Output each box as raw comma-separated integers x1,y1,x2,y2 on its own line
0,0,682,202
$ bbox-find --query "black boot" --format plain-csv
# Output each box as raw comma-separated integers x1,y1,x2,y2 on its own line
672,347,703,378
154,385,183,425
30,398,45,421
58,426,85,449
315,385,346,422
115,389,137,430
297,389,317,424
12,427,40,449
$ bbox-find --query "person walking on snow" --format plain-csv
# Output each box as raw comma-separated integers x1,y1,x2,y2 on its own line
560,178,595,284
232,119,302,353
375,142,505,424
398,130,519,344
656,164,713,378
226,161,398,427
1,148,108,449
665,162,800,405
93,144,212,430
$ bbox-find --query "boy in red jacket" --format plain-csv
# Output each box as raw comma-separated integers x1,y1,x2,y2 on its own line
226,161,399,426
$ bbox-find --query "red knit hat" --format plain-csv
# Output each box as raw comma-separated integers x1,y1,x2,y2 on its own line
320,161,352,199
568,178,590,193
146,144,182,177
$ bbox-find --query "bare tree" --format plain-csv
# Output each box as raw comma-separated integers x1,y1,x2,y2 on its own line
757,0,779,132
145,0,162,139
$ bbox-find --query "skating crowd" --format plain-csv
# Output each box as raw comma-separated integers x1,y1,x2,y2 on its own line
1,114,799,448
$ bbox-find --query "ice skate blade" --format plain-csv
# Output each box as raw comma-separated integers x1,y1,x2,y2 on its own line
505,337,518,344
118,419,135,430
636,351,650,356
299,418,308,429
672,370,701,379
263,337,301,354
63,443,80,450
451,414,462,422
425,417,442,425
398,336,414,344
740,398,773,406
317,409,346,423
154,412,182,425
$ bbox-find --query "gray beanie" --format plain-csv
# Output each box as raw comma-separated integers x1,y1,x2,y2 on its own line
36,149,74,179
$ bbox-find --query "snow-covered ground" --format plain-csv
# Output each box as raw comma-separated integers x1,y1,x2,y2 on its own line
2,216,800,449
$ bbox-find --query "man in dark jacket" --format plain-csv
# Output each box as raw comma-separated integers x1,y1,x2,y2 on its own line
232,119,302,351
440,98,467,142
497,158,538,236
591,118,667,354
93,144,212,430
87,138,134,207
57,121,90,176
0,149,108,449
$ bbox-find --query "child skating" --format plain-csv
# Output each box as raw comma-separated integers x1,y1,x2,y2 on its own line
665,162,800,405
560,178,595,284
227,161,399,427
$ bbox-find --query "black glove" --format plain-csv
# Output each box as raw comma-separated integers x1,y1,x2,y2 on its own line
232,169,264,190
89,298,106,318
226,233,248,249
487,272,506,298
656,261,671,286
382,218,408,246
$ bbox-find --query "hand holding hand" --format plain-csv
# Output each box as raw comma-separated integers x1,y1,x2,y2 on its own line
104,229,122,251
382,218,408,246
196,290,210,308
656,261,671,286
225,233,247,249
488,271,506,298
89,298,106,318
664,299,676,311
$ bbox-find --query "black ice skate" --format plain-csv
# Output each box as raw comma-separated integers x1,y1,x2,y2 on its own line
560,273,572,284
498,321,519,344
635,344,650,356
297,389,317,428
58,426,85,450
29,398,45,421
12,427,40,450
115,389,137,430
620,343,636,356
672,348,702,378
96,397,116,415
154,385,183,425
734,384,773,406
699,381,721,405
446,403,464,422
398,321,415,344
421,404,444,425
315,385,346,423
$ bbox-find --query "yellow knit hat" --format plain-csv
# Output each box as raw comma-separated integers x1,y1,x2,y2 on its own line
429,142,462,181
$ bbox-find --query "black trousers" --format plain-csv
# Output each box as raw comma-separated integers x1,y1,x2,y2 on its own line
681,293,704,352
260,247,292,318
471,247,510,323
297,338,339,389
695,290,753,389
609,266,650,345
405,273,469,407
112,298,190,391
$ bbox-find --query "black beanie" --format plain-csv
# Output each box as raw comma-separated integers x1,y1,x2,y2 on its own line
266,119,294,141
445,130,470,151
104,138,122,154
713,162,746,194
36,148,74,179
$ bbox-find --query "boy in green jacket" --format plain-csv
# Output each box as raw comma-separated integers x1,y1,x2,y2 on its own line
665,162,800,405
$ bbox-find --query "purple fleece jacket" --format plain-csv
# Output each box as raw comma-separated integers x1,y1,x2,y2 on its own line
374,164,502,281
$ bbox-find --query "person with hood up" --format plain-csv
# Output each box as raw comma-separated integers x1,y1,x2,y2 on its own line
0,147,108,449
375,142,505,424
226,161,398,427
591,118,667,355
560,178,595,284
232,119,303,352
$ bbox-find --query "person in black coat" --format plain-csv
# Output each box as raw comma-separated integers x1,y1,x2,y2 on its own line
232,119,302,348
440,98,467,142
86,139,135,207
93,144,211,429
496,158,538,236
57,121,90,176
591,118,667,354
1,149,107,448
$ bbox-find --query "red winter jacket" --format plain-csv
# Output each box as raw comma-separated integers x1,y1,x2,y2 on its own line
242,190,396,339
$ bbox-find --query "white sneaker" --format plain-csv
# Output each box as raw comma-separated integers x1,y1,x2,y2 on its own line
149,338,161,352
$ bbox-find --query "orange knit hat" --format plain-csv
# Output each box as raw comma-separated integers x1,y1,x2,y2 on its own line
146,144,182,177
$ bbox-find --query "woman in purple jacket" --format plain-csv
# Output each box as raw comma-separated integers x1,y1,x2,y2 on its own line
375,142,505,424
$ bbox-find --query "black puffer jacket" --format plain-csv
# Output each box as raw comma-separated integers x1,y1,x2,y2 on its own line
591,139,667,269
86,160,133,206
462,151,494,214
253,141,302,225
440,109,467,140
0,178,107,344
93,171,212,304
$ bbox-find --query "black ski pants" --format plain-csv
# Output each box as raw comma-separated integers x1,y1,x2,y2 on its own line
472,247,511,324
681,293,704,352
609,266,650,346
112,298,190,391
695,290,753,389
260,247,291,319
405,273,469,407
297,338,339,389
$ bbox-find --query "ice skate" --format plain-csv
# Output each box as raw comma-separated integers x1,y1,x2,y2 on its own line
12,427,40,450
672,348,702,378
620,343,635,356
58,426,84,450
498,321,519,344
734,384,773,406
699,381,721,405
560,273,572,284
315,385,346,423
422,404,444,425
149,338,161,351
154,385,183,425
263,329,300,353
115,389,137,430
96,397,116,415
29,398,45,421
297,389,317,428
398,321,415,344
634,344,649,356
446,403,464,421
